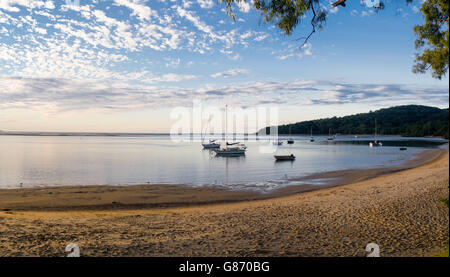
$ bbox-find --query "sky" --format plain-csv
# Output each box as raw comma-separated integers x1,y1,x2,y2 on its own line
0,0,448,132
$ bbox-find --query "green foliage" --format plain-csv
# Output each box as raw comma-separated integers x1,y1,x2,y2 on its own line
270,105,449,137
413,0,449,79
220,0,326,36
220,0,449,78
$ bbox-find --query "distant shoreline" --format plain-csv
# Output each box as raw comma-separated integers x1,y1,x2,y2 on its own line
0,131,448,139
0,132,171,137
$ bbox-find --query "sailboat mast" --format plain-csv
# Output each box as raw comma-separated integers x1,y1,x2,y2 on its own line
225,105,228,145
201,119,204,143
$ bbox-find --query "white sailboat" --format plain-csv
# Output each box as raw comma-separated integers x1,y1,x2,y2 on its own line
310,127,315,142
287,125,294,144
370,119,382,147
214,105,246,156
201,116,220,149
275,125,295,161
327,128,334,141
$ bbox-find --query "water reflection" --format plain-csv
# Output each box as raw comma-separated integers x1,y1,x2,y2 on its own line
0,135,447,190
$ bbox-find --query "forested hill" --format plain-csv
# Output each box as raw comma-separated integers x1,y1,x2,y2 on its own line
269,105,449,138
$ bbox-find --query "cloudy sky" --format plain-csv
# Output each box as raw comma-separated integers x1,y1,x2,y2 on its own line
0,0,448,132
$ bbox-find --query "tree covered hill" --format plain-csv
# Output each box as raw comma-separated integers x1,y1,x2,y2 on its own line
269,105,449,138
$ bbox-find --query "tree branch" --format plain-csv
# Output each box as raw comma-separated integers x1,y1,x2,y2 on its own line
295,1,317,49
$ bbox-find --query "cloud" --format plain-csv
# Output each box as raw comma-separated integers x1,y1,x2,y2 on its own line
328,7,338,14
211,69,250,78
156,73,198,82
197,0,214,9
0,1,270,82
0,0,55,12
165,58,181,68
182,0,193,8
361,10,375,17
302,83,449,105
276,43,313,60
322,2,338,14
112,0,156,20
1,77,447,113
254,34,268,41
237,1,251,13
34,26,47,34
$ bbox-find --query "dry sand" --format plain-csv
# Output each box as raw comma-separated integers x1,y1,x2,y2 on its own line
0,150,448,257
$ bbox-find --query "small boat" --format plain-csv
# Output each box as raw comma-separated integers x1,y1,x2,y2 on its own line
201,116,220,149
214,105,246,156
287,125,294,144
399,147,407,151
274,154,296,161
327,128,334,141
369,119,382,147
214,146,246,156
310,127,314,142
202,139,220,149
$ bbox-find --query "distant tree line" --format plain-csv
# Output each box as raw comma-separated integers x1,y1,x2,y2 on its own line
266,105,449,139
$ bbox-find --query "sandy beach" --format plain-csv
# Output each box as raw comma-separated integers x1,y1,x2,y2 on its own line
0,149,448,257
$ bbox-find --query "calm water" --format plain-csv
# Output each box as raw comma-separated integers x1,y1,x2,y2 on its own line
0,135,447,191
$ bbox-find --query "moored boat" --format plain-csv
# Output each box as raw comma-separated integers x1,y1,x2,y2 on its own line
214,146,246,155
287,125,294,144
274,154,296,161
214,105,247,156
327,128,334,141
202,140,220,149
369,119,382,147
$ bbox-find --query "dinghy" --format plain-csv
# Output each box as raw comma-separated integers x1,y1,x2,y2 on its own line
274,154,296,161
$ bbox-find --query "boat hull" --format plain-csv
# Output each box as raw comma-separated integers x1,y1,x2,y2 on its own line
202,143,220,149
274,155,296,161
369,142,383,147
214,148,246,155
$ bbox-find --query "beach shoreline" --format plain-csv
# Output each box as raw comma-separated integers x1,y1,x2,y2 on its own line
0,148,446,212
0,149,447,257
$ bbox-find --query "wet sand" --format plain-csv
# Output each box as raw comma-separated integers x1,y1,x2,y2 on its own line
0,149,448,256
